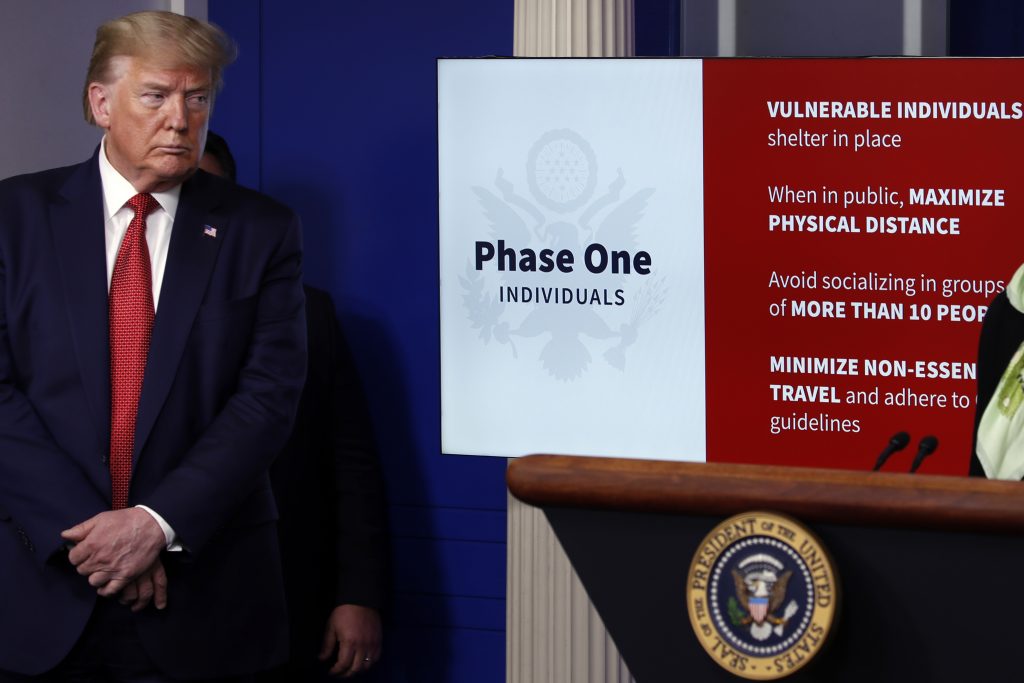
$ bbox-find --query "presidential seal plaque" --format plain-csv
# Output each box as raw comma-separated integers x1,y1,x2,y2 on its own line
686,511,839,680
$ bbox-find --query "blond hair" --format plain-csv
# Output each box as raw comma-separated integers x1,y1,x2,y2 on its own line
82,11,237,124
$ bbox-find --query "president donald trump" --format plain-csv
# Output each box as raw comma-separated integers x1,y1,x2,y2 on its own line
0,11,305,682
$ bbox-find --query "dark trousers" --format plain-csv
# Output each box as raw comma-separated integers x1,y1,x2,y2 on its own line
0,599,254,683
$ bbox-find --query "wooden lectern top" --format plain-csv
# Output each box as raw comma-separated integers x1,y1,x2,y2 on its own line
506,454,1024,534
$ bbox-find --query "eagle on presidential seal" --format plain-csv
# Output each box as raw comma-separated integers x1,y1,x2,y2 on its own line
729,553,800,642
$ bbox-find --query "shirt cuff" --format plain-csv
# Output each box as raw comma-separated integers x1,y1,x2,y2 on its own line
136,505,183,552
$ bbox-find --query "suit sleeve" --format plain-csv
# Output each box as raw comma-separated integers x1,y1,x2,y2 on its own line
141,212,307,552
0,228,107,563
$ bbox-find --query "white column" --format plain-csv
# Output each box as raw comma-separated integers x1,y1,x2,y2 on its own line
717,0,737,57
507,493,636,683
514,0,635,57
902,0,924,56
508,4,635,679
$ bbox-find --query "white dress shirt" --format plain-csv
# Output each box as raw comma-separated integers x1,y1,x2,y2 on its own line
98,138,181,549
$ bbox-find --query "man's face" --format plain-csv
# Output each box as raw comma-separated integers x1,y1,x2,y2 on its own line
88,56,212,193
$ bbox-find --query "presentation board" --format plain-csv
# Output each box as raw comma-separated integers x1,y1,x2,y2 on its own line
439,58,1023,475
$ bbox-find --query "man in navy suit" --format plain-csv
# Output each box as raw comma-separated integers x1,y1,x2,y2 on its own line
0,11,305,682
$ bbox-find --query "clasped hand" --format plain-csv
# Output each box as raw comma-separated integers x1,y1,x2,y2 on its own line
61,508,168,612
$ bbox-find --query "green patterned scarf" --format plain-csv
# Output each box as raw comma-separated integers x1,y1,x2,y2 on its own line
977,262,1024,480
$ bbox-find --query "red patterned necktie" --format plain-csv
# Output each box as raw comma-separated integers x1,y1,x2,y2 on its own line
109,193,158,510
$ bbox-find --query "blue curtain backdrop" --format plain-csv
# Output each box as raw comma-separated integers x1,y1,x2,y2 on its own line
209,2,512,681
206,1,1012,681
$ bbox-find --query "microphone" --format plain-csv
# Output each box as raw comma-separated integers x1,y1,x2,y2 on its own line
909,436,939,473
873,431,910,471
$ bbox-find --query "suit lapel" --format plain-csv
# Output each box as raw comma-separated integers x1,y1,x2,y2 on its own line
134,173,226,459
49,152,111,456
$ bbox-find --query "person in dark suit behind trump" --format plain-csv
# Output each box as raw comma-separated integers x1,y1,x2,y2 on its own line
201,134,389,680
267,285,389,681
0,11,305,683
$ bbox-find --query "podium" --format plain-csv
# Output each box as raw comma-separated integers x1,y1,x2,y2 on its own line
507,454,1024,682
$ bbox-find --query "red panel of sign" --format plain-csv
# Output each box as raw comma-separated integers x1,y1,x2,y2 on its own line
704,58,1022,474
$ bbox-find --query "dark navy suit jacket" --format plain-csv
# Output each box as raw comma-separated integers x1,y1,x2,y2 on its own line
0,149,307,678
261,286,389,681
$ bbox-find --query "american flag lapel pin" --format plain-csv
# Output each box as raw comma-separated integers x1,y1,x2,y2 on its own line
203,225,217,238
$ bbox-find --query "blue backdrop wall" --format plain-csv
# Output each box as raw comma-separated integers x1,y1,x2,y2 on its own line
208,2,513,681
204,3,1017,681
949,0,1024,55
